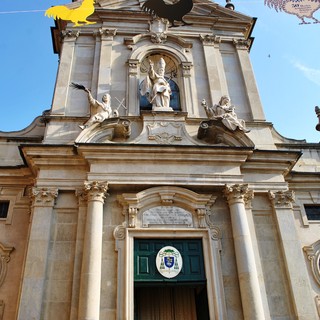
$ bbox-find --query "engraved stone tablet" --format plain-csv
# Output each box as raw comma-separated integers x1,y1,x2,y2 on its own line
142,206,193,227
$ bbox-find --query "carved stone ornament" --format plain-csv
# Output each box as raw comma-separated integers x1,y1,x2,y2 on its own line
199,34,221,47
149,18,168,34
113,224,126,240
128,207,138,228
268,190,295,208
0,242,14,288
181,61,193,78
233,38,251,51
31,187,58,206
128,59,139,75
303,239,320,287
224,184,254,205
150,32,167,44
147,122,182,144
84,181,108,203
76,118,131,144
196,208,207,228
61,30,80,40
97,28,117,40
206,216,222,240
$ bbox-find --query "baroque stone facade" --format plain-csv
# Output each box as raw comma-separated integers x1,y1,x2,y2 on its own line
0,0,320,319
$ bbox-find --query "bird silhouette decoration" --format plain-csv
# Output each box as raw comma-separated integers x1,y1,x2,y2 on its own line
265,0,320,24
142,0,193,27
45,0,96,27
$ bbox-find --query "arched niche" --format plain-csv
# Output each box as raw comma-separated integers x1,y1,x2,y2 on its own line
139,53,181,111
126,44,194,116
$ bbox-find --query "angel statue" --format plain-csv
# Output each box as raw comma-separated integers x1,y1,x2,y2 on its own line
202,95,250,132
140,58,172,111
70,83,119,129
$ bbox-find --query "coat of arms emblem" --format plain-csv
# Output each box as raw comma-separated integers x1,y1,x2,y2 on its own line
156,246,183,278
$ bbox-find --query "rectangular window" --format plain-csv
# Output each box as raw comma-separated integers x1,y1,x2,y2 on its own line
0,201,9,219
304,205,320,221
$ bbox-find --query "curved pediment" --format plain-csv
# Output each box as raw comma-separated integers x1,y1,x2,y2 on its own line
75,118,131,143
197,119,255,147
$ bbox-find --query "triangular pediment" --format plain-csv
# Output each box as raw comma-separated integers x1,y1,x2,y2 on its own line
96,0,254,27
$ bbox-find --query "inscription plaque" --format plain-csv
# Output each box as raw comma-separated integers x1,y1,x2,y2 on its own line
142,206,193,227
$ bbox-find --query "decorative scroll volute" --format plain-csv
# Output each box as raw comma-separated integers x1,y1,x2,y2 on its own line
303,240,320,287
113,224,126,240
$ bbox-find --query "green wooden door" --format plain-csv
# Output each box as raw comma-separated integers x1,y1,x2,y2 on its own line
134,239,206,285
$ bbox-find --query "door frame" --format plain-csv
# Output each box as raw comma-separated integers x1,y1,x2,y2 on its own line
116,228,226,319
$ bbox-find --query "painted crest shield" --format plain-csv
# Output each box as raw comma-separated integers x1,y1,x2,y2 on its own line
156,246,183,279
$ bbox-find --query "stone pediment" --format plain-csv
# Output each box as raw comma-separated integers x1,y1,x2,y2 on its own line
96,0,254,27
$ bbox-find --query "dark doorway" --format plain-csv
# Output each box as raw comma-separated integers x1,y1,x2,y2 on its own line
134,285,209,320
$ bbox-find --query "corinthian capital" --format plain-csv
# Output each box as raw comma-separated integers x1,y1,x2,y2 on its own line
31,187,58,207
97,28,117,40
224,184,254,205
233,39,251,50
61,30,80,40
268,190,295,208
199,34,221,47
84,181,108,203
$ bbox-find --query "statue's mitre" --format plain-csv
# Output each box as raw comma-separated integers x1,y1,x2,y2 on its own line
158,57,166,69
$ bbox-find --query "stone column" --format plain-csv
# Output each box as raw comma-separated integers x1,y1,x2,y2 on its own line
17,187,58,320
269,190,318,319
224,184,265,319
78,181,108,320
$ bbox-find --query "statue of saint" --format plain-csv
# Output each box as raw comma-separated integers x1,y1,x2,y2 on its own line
79,89,118,129
141,58,172,111
202,95,249,132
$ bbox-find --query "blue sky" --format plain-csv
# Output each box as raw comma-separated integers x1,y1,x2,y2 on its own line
1,0,320,142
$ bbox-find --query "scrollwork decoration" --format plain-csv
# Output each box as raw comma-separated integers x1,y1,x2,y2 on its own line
303,239,320,287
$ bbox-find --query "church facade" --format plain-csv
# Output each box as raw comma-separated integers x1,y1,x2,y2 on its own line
0,0,320,319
